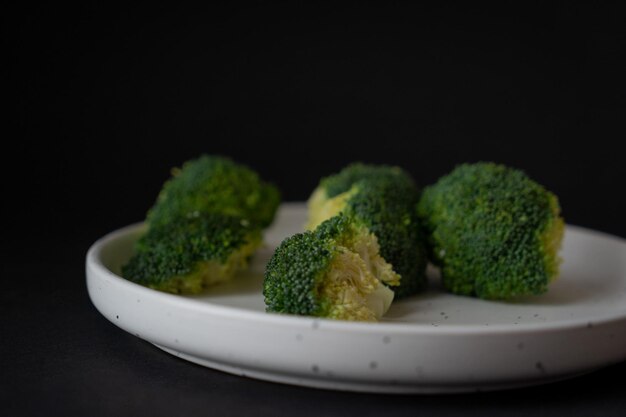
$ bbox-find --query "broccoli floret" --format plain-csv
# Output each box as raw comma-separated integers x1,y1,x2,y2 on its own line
263,231,395,322
307,163,416,229
147,155,280,228
306,164,428,298
416,162,565,300
122,213,261,294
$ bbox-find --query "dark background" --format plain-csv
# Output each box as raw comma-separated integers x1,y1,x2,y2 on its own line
4,2,626,416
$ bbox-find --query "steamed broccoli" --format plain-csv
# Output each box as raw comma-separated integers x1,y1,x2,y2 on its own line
122,154,279,294
147,155,280,228
306,163,428,298
416,162,564,300
263,230,395,321
307,163,417,229
122,213,262,294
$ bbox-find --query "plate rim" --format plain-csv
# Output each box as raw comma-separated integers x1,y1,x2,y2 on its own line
86,216,626,336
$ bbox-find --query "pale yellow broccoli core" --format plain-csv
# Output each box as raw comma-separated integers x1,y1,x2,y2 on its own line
306,187,356,230
540,194,565,282
149,237,262,294
349,226,401,287
319,249,395,321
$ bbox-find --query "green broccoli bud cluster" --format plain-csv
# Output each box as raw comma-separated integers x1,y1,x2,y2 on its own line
123,213,261,294
307,163,428,298
263,163,427,322
417,162,564,300
147,155,280,229
263,229,394,321
122,155,279,294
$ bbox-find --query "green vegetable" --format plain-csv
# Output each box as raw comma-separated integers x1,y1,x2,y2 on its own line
122,213,262,294
416,162,564,300
306,163,428,298
263,230,395,321
307,163,417,229
122,154,279,294
147,154,280,228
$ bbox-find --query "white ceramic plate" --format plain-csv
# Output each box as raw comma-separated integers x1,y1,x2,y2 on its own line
86,203,626,393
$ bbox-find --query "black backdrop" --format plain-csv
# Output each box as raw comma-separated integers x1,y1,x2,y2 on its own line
4,3,626,416
8,2,626,248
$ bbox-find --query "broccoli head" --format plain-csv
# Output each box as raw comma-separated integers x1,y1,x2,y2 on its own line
307,163,417,229
147,155,280,228
122,213,262,294
263,230,395,322
416,162,565,300
306,164,428,298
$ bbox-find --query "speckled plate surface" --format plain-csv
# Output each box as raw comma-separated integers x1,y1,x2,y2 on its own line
86,203,626,393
